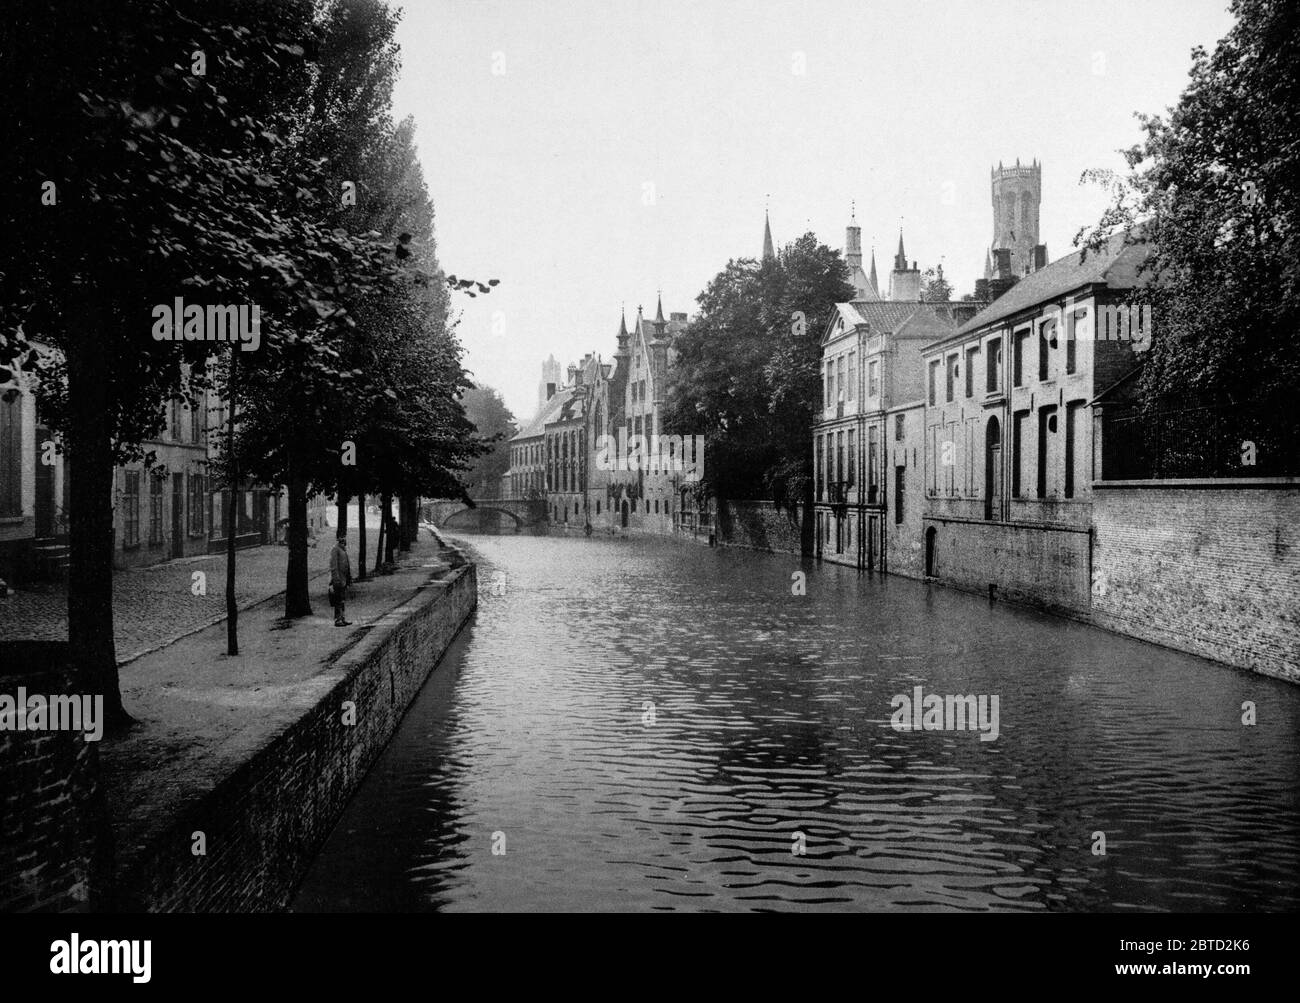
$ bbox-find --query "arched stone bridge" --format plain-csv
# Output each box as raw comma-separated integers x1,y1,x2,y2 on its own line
423,498,548,532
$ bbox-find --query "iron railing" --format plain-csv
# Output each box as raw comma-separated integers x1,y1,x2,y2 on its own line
1101,404,1299,479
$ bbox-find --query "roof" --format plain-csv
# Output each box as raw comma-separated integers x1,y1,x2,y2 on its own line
825,300,962,345
511,386,580,441
956,230,1150,337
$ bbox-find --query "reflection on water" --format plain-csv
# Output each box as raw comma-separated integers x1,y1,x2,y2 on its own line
292,533,1300,912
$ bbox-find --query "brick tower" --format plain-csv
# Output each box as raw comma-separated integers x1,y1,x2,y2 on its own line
991,159,1041,277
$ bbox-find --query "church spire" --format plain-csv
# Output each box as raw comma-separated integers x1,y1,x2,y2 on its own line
762,210,775,262
616,307,630,357
894,230,907,271
655,291,665,324
868,248,879,297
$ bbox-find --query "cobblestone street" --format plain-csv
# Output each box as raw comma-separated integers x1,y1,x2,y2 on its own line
0,528,382,663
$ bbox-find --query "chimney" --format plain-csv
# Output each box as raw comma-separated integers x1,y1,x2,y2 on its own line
992,248,1013,280
567,364,577,384
1033,244,1048,271
974,278,990,301
546,382,557,400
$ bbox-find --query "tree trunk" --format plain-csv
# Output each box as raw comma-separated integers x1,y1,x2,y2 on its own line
397,494,412,552
407,496,420,546
225,350,239,656
373,494,386,575
65,319,130,731
356,491,367,582
383,493,397,565
284,449,312,617
336,488,348,537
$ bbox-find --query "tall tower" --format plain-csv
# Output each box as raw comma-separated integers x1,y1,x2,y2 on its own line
538,354,561,409
991,158,1041,277
762,211,775,262
844,206,878,300
845,208,862,272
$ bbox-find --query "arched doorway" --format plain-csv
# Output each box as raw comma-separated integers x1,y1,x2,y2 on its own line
984,415,1001,522
925,526,937,577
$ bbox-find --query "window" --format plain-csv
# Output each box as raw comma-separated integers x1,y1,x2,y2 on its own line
825,361,833,407
895,413,904,441
1013,329,1030,386
149,472,164,544
816,436,824,500
1065,401,1086,498
895,466,905,524
928,360,940,405
836,431,844,484
868,360,879,398
847,429,856,486
1066,311,1078,374
0,393,20,517
1039,320,1055,381
868,427,878,505
654,499,659,514
596,501,601,515
965,346,979,397
123,470,141,546
836,357,845,403
847,351,856,400
945,354,957,403
1037,406,1056,499
190,399,202,443
987,337,1002,392
1012,410,1028,498
189,473,205,535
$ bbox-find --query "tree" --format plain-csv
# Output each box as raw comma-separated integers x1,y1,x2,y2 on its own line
0,0,347,729
664,234,854,510
459,384,516,498
920,264,953,303
1078,0,1300,443
223,0,491,615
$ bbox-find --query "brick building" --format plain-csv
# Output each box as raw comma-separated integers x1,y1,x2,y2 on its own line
812,220,967,571
919,230,1150,612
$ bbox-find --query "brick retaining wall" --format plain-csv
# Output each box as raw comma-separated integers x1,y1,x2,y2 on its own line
110,562,477,911
922,515,1092,616
1092,483,1299,682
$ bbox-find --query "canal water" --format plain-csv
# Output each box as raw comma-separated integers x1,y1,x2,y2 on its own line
291,533,1300,912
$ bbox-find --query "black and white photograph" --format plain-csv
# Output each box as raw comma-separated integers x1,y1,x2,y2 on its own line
1,0,1296,985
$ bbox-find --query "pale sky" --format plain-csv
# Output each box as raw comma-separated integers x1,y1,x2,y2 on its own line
391,0,1236,421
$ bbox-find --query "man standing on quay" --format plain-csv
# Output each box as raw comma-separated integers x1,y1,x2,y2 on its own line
329,530,353,627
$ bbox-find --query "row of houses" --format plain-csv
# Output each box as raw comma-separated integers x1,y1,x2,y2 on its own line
813,224,1150,615
503,298,700,537
0,358,284,588
501,158,1298,680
